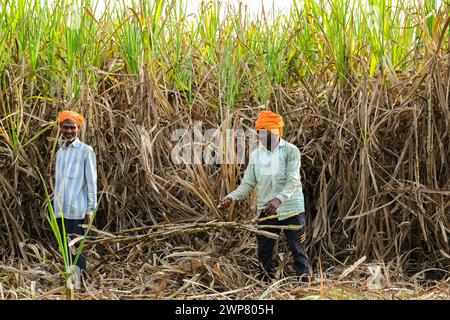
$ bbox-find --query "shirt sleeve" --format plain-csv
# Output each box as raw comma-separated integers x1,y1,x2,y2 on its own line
226,156,257,201
84,146,97,212
53,150,61,215
274,146,301,203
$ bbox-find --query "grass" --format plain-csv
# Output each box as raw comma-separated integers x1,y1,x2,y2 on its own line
38,170,101,298
1,0,447,102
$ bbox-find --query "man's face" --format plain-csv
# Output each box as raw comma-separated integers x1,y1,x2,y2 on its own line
60,120,79,141
258,130,280,150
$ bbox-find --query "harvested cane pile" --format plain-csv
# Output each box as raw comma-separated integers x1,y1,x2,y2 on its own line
0,0,449,298
1,221,449,299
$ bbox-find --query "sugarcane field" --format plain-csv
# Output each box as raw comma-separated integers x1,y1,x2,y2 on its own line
0,0,449,302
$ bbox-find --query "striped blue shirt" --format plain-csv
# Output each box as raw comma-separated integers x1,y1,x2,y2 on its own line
53,138,97,219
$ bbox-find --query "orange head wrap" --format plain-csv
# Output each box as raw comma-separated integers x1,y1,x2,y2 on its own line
255,110,284,136
57,110,85,127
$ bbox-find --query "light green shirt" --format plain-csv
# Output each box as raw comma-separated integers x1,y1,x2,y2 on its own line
227,139,305,220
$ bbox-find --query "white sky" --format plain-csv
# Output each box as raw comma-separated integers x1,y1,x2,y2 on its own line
89,0,444,20
93,0,293,18
59,0,445,24
185,0,292,16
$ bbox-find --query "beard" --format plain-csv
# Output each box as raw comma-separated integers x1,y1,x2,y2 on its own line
260,137,272,150
259,134,279,150
63,134,76,142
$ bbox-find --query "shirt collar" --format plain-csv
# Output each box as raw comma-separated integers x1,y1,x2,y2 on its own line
62,137,81,149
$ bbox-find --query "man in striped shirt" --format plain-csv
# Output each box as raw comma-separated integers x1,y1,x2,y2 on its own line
54,110,97,284
220,111,308,282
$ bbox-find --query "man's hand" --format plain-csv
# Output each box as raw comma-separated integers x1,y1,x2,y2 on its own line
264,198,281,216
84,211,93,226
218,197,232,209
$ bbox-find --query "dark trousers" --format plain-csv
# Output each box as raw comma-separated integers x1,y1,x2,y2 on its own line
56,218,86,271
256,212,308,277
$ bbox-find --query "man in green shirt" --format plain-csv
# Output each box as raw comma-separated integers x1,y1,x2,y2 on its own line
220,111,308,281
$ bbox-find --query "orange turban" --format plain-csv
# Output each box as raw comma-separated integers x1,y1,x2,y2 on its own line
57,110,85,127
255,111,284,136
